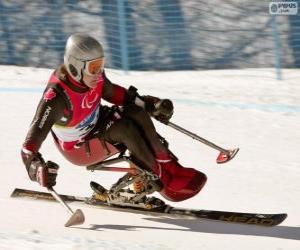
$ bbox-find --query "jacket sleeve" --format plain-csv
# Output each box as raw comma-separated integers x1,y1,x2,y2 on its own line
101,71,127,106
101,71,164,111
21,87,66,169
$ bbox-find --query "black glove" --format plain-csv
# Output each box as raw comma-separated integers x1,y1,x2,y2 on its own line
152,99,174,123
27,154,59,187
142,95,174,123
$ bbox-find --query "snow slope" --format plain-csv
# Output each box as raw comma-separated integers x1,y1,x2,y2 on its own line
0,66,299,249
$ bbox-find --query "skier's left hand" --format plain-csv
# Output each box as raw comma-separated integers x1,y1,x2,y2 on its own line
152,99,174,123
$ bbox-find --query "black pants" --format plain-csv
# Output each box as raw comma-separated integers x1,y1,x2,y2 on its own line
103,104,166,171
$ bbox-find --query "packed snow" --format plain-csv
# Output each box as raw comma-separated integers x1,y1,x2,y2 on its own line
0,65,299,249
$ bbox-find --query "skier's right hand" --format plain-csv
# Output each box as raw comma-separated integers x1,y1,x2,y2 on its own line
26,153,59,187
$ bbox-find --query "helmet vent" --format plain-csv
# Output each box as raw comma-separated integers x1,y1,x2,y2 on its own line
69,64,78,77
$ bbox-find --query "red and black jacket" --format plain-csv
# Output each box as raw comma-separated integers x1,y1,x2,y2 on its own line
21,65,128,168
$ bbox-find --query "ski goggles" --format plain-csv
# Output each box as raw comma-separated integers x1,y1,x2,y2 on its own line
84,58,104,76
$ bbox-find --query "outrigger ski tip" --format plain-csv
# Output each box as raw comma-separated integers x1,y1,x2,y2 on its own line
11,188,287,227
216,148,239,164
64,209,85,227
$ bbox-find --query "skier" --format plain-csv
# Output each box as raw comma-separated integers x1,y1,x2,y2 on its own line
21,33,207,205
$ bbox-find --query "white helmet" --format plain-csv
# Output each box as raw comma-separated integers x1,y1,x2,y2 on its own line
64,33,104,82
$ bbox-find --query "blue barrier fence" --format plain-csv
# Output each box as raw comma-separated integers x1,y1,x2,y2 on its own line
0,0,299,77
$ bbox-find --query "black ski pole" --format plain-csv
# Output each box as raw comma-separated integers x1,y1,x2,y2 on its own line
47,187,85,227
166,121,239,164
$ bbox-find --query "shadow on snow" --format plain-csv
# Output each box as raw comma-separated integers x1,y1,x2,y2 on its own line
76,216,299,241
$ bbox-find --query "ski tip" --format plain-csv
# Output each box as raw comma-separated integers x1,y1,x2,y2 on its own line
275,213,288,225
281,213,288,219
65,209,85,227
265,213,288,226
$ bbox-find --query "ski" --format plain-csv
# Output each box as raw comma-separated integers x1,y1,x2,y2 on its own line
11,188,287,227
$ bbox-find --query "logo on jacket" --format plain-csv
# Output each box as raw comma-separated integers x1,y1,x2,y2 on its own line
39,106,52,129
81,89,99,109
43,88,56,102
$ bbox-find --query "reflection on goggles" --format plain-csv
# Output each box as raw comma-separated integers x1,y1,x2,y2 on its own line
84,58,104,76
